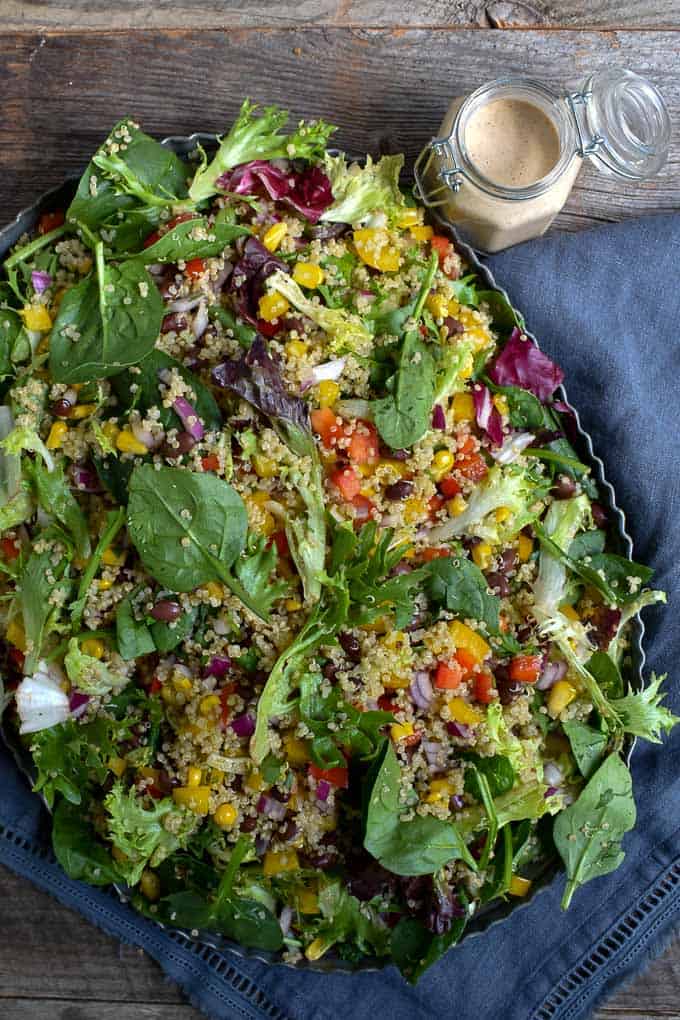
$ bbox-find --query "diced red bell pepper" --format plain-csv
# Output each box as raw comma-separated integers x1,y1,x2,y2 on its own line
421,546,449,563
378,694,398,713
1,536,20,561
270,530,290,558
311,407,342,448
509,654,543,684
429,494,445,516
330,465,361,501
473,671,495,704
434,660,464,690
430,234,453,264
201,454,220,472
351,494,374,523
38,210,65,235
347,422,378,465
439,475,462,498
454,647,477,677
403,730,422,747
220,683,237,727
185,258,207,279
256,318,280,337
309,763,349,788
455,451,488,482
7,646,24,672
149,677,163,696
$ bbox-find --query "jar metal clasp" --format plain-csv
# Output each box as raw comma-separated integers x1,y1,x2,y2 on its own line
413,135,467,208
566,89,605,158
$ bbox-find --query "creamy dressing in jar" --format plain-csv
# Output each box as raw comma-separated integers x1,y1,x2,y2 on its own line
415,71,670,253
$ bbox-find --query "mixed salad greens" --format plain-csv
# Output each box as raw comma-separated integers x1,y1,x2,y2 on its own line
0,100,675,980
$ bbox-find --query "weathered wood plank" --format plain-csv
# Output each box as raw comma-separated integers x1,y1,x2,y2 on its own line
3,1,680,30
2,864,680,1018
0,29,678,233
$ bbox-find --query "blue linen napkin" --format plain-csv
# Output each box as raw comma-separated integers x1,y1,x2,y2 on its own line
2,213,679,1020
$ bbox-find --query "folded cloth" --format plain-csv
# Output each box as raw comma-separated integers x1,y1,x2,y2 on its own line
2,213,679,1020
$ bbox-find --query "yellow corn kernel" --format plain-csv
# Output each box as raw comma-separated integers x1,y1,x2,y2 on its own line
396,208,420,229
247,491,269,508
172,785,211,814
284,735,309,765
116,429,149,456
286,339,308,359
431,449,455,482
6,618,26,651
493,394,509,416
449,620,490,663
102,547,126,567
21,304,52,331
82,638,105,660
297,888,320,914
258,291,290,323
318,379,340,409
382,673,411,690
186,766,203,788
98,578,113,591
202,581,224,601
425,778,454,805
46,421,68,449
447,697,482,726
452,392,475,422
252,453,277,478
447,494,467,517
403,496,427,524
262,221,288,252
495,506,511,523
390,722,415,742
305,937,328,961
548,679,577,717
426,293,449,320
471,541,493,571
509,874,532,897
518,533,534,562
68,403,97,420
458,352,474,379
213,802,238,830
140,869,161,901
160,685,176,705
107,756,127,778
560,603,580,622
199,694,221,717
173,675,193,692
102,421,120,445
353,228,401,273
263,850,300,877
285,598,303,612
293,261,325,288
245,769,264,793
259,511,276,537
410,224,434,242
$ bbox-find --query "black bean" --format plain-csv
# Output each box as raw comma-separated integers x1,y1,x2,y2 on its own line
443,316,464,335
499,548,518,574
322,661,338,681
591,501,608,528
161,312,188,333
240,816,257,833
150,599,182,622
552,473,577,499
385,479,414,500
380,443,409,461
161,431,197,459
484,571,511,598
51,398,73,417
495,666,524,705
279,819,298,842
338,631,362,663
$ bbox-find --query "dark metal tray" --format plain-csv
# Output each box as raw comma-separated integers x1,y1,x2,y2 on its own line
0,133,645,974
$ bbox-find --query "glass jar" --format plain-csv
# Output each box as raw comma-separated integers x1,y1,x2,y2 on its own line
414,69,671,253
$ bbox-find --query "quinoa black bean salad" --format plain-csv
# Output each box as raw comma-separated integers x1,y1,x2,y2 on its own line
0,101,675,979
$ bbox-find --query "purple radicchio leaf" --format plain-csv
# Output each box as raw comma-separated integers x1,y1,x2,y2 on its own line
213,335,310,446
488,327,564,403
472,382,504,446
228,235,289,325
217,160,333,224
588,605,622,650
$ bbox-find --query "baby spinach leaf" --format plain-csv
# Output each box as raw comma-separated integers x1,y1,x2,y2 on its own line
390,917,434,982
0,309,22,380
477,288,524,335
116,594,156,660
19,533,73,672
52,798,123,885
299,672,392,769
568,528,606,560
93,454,133,504
562,720,608,781
364,742,475,876
450,274,479,308
463,753,515,799
209,305,256,349
50,245,164,383
127,216,249,264
553,752,635,909
373,330,436,449
112,349,222,433
25,459,90,559
424,555,500,633
150,606,199,653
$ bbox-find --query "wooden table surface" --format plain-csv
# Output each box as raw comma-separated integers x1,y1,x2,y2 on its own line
1,3,679,1018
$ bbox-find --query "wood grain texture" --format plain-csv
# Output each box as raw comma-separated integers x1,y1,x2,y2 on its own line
3,0,680,30
1,865,680,1020
0,28,678,234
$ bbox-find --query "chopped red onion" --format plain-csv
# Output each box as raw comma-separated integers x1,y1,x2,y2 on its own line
131,420,158,450
279,904,294,936
446,721,473,740
451,794,465,810
193,302,209,340
544,785,558,798
69,691,90,717
31,270,52,294
300,357,346,393
70,465,103,493
203,656,231,678
432,404,446,430
211,263,233,294
410,670,433,710
536,659,567,690
173,396,204,441
421,737,446,773
473,382,504,446
491,431,535,465
543,762,564,788
254,835,270,856
256,794,287,821
231,713,255,738
316,779,331,802
167,295,203,313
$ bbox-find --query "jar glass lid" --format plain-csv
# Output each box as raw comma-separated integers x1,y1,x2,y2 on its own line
584,68,671,180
